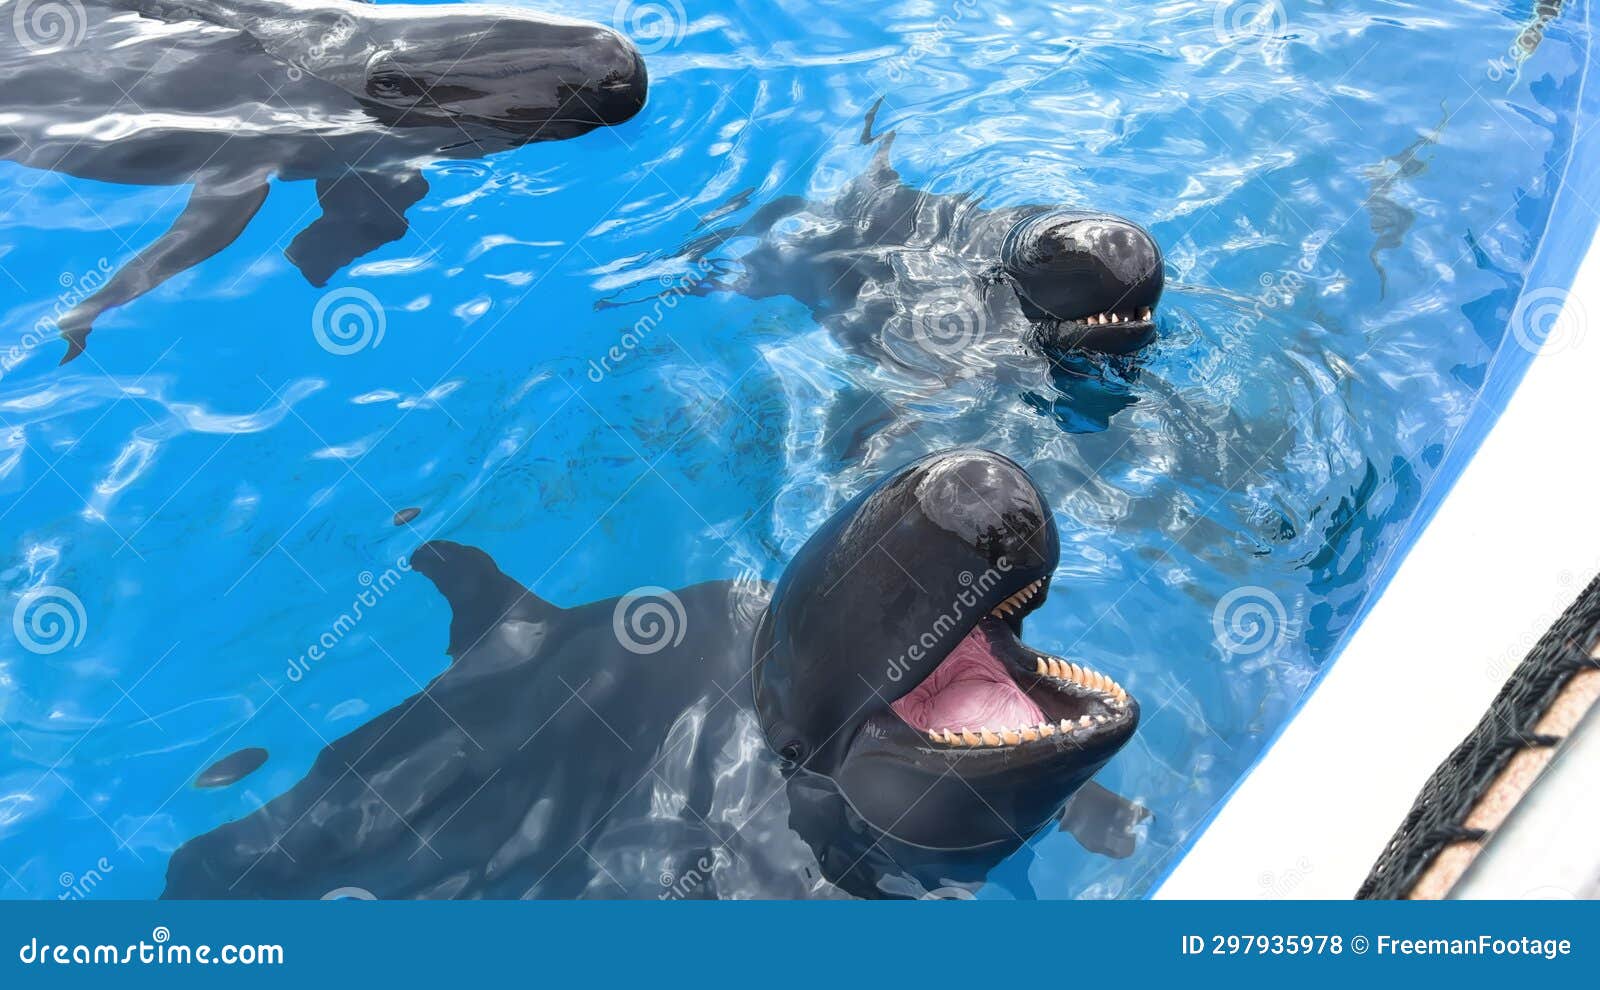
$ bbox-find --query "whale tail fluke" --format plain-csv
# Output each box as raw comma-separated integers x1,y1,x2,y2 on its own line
410,540,559,660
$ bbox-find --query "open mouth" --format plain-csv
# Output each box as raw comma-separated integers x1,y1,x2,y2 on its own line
888,579,1134,750
1063,306,1155,334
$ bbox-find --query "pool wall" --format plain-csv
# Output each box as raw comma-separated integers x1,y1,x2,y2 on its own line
1156,3,1600,899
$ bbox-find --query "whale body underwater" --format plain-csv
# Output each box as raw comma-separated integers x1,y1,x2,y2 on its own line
0,0,647,361
614,104,1166,361
163,449,1145,899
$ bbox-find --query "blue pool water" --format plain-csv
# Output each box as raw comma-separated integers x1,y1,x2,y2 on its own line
0,0,1591,899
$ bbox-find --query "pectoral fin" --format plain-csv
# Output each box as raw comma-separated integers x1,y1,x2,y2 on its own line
1058,781,1151,859
58,178,269,362
285,169,429,288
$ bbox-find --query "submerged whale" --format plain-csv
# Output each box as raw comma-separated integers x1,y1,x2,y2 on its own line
163,449,1143,899
611,102,1164,360
0,0,647,360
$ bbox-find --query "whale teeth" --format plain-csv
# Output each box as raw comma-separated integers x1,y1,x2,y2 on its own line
928,720,1091,746
1035,657,1048,676
1084,309,1150,326
990,578,1045,619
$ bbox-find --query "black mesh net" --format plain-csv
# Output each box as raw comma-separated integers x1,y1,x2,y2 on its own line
1357,571,1600,899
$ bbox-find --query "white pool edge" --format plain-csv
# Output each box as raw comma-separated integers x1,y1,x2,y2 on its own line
1154,34,1600,898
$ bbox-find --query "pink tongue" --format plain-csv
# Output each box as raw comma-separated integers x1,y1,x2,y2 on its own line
890,622,1046,732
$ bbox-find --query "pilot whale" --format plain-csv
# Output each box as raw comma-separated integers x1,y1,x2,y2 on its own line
162,449,1143,899
609,102,1164,361
0,0,647,360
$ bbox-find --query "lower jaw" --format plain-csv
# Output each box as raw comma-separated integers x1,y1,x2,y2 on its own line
834,738,1115,850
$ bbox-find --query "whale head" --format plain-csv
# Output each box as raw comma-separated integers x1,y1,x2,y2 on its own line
358,14,647,137
1002,211,1165,355
753,448,1138,852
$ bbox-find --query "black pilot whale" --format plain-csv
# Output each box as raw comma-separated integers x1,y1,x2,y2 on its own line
612,102,1165,359
0,0,647,361
162,449,1142,899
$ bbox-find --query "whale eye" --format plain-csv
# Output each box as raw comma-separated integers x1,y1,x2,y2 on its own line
365,56,426,101
779,742,806,766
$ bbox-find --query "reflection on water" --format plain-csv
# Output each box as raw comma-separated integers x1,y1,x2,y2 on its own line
0,0,1588,898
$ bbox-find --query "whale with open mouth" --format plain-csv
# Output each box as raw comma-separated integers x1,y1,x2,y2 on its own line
605,101,1164,359
161,449,1142,899
0,0,647,361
